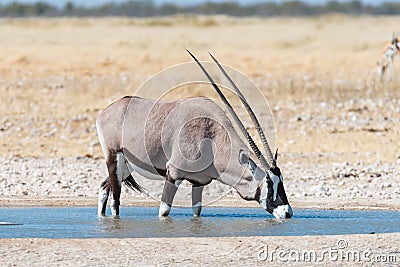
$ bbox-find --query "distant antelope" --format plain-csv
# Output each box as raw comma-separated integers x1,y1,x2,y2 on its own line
96,51,293,219
377,33,400,81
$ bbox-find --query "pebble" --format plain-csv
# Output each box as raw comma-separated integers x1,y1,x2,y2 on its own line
382,182,391,188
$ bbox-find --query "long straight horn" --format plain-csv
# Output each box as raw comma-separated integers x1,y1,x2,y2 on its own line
208,52,276,167
187,49,270,170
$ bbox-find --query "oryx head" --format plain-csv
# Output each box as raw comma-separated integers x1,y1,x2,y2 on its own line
239,148,292,219
188,50,293,219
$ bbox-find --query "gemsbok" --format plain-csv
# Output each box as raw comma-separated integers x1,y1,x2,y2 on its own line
96,51,293,219
377,33,400,81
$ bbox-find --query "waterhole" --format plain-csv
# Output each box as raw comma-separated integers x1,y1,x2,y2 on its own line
0,207,398,238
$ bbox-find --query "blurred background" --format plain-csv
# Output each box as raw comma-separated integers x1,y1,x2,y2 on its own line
1,0,400,16
0,0,399,164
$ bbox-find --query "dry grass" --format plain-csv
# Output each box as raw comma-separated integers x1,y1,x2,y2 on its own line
0,15,399,163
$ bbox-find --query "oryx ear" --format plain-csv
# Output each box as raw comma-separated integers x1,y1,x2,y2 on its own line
239,149,249,165
239,149,260,177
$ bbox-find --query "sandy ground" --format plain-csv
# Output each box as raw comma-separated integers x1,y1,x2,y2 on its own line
1,234,399,266
0,16,399,266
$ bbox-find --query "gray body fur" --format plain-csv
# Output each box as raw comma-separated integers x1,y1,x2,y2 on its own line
96,96,262,216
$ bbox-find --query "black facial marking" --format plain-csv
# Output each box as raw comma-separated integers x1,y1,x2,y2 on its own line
255,186,261,202
265,178,286,211
270,166,281,177
265,179,274,213
263,166,289,213
277,182,289,205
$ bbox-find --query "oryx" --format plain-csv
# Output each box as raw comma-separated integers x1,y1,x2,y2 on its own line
96,51,293,219
377,33,400,81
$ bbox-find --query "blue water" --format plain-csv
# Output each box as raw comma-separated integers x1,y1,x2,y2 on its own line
0,207,399,238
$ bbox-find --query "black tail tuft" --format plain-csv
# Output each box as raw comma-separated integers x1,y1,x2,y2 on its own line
123,174,144,193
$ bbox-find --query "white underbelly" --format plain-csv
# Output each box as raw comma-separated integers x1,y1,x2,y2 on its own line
125,158,165,181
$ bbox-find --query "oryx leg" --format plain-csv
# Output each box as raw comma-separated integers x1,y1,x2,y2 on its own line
159,179,182,217
100,152,130,217
191,185,204,217
98,176,110,216
159,164,182,217
107,154,120,217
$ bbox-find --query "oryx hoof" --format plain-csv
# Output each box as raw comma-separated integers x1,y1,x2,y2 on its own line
159,201,171,217
192,202,202,217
